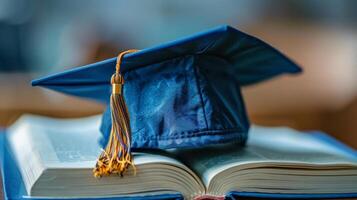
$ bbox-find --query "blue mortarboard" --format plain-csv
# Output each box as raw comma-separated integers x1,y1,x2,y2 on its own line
32,25,301,176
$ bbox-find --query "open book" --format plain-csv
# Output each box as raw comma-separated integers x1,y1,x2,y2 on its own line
6,115,357,199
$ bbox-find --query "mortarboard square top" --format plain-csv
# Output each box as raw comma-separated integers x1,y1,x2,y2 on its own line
32,25,301,150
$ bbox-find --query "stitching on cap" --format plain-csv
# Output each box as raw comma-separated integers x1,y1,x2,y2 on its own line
133,127,246,141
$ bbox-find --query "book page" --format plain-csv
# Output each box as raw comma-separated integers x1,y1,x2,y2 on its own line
7,115,205,198
171,125,357,186
8,115,187,169
9,115,103,168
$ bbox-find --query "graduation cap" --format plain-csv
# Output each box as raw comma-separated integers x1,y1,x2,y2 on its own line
32,25,301,177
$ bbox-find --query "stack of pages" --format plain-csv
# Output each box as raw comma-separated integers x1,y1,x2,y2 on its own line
1,115,357,200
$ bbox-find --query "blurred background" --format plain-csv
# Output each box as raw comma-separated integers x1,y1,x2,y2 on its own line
0,0,356,147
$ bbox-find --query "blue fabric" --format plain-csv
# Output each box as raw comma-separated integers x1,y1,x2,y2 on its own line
226,191,357,199
31,25,301,149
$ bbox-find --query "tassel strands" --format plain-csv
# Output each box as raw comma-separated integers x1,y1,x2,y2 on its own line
93,49,139,178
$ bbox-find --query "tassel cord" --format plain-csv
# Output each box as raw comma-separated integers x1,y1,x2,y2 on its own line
93,49,139,178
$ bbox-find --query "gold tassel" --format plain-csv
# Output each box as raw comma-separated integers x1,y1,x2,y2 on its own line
93,49,139,178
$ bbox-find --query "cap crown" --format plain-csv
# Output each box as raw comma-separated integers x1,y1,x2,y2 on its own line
32,25,301,149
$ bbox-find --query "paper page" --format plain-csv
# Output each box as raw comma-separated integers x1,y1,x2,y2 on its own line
172,125,357,186
7,115,204,198
8,115,186,169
